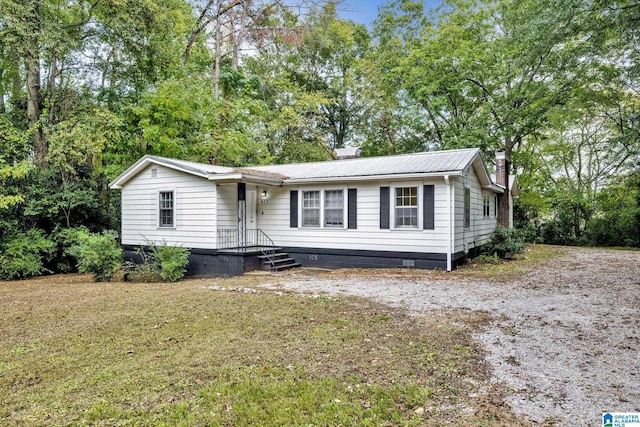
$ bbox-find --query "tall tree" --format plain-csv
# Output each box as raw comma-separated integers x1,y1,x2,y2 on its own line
373,0,589,226
0,0,101,168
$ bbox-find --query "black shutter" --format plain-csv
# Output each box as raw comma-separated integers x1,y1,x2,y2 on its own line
290,190,298,228
423,185,435,230
348,188,357,229
380,187,390,229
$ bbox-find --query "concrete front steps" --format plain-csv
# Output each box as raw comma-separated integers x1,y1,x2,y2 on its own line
257,249,301,272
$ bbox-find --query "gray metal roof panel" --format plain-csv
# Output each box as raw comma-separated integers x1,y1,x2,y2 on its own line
147,155,235,175
251,148,480,179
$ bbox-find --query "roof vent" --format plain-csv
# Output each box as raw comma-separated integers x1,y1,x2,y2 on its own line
334,147,361,160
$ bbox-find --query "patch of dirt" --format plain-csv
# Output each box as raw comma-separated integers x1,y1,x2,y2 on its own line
258,247,640,426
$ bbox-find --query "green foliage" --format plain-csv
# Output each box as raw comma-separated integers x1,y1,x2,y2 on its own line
0,229,55,280
125,240,190,282
50,226,91,273
124,247,162,282
22,168,113,230
483,226,525,260
584,175,640,247
0,115,31,209
472,253,500,265
153,243,190,282
67,230,122,282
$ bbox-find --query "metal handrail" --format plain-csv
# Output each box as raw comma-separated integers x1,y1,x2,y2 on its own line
217,228,278,271
256,229,277,271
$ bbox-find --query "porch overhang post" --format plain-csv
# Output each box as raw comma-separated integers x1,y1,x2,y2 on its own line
238,183,246,248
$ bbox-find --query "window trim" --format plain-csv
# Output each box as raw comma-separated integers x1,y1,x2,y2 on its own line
158,190,176,228
299,188,347,229
391,185,420,229
323,189,345,228
483,194,491,218
394,186,419,229
464,187,471,229
301,190,321,227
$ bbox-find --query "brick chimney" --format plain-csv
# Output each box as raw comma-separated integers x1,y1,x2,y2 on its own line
495,152,506,187
495,152,511,227
334,147,362,160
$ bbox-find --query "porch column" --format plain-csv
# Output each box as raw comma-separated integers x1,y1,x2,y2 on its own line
238,183,246,246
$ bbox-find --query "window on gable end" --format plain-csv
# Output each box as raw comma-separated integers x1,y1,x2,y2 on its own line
483,195,490,218
159,191,174,227
464,188,471,228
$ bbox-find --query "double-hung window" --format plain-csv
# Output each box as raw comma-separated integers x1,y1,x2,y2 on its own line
464,188,471,228
159,191,174,227
302,190,321,227
324,190,344,227
483,195,490,218
395,187,418,228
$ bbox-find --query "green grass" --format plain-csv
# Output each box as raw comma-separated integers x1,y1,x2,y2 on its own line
454,244,567,280
0,275,525,426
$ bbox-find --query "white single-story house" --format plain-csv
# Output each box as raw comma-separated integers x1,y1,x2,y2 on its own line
109,148,518,276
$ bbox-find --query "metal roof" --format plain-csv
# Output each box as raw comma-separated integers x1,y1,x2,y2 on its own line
252,148,481,179
109,148,502,190
148,156,234,175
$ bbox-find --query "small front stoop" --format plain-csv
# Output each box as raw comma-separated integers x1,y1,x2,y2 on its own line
258,248,301,272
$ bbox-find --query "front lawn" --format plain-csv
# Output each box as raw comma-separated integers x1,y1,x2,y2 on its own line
0,274,524,426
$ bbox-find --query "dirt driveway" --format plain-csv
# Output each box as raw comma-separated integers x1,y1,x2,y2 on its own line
258,247,640,426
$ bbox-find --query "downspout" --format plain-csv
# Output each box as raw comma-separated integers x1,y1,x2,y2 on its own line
445,175,452,272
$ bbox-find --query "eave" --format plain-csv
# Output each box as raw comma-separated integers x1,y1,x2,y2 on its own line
207,173,284,186
280,171,465,185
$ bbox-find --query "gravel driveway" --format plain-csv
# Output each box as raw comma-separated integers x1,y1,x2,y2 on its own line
258,247,640,426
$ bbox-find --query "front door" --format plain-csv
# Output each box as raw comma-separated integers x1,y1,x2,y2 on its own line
246,188,257,245
238,183,257,248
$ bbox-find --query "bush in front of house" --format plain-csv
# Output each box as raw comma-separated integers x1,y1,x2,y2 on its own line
125,240,190,282
0,229,56,280
483,226,525,259
67,230,123,282
125,247,161,282
153,243,190,282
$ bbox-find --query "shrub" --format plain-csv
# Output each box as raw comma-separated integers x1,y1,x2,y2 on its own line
0,229,55,280
516,222,540,244
124,247,161,282
67,230,122,282
483,226,525,259
50,226,90,273
125,240,190,283
472,253,499,265
153,243,190,282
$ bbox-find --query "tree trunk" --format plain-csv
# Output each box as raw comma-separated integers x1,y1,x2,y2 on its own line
24,1,46,168
26,45,46,168
499,142,512,228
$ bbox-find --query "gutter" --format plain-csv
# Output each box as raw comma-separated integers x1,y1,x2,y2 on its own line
206,173,284,186
281,171,464,185
445,175,452,272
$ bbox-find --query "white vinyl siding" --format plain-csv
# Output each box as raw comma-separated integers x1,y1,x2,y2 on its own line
216,184,238,230
257,180,450,254
120,165,217,249
454,171,499,254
